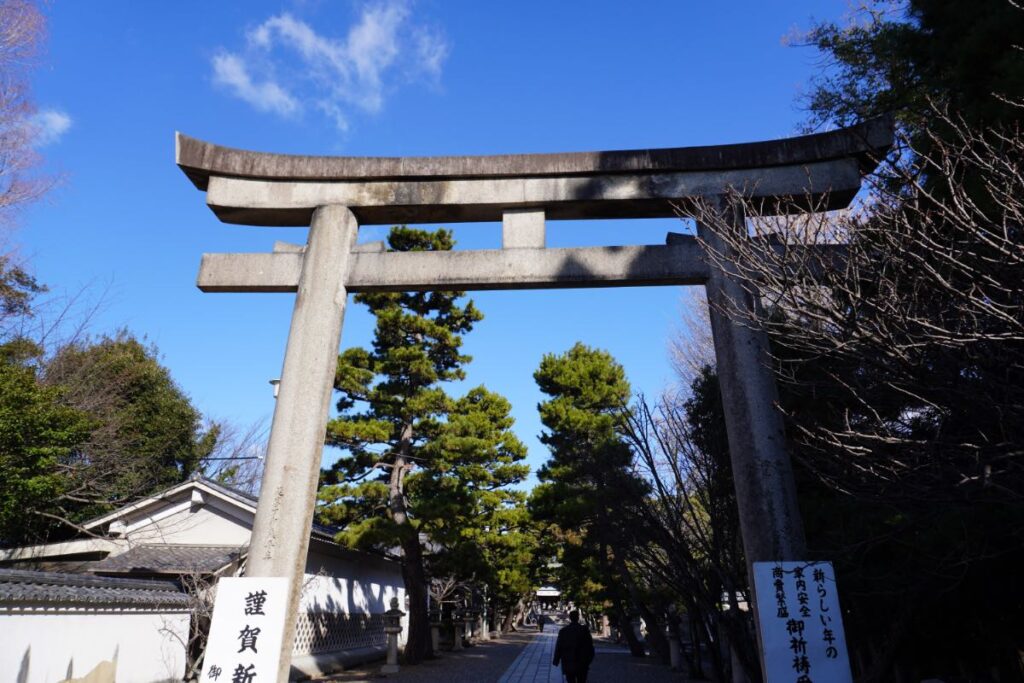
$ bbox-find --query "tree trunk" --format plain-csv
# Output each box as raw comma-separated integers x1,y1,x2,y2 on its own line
613,597,646,657
398,534,432,663
684,602,706,680
501,606,516,633
613,551,670,663
390,423,432,663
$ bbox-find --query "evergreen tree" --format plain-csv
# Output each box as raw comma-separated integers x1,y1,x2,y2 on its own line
0,341,92,545
801,0,1024,132
42,331,217,523
412,387,529,587
530,342,657,658
318,226,527,663
0,285,216,544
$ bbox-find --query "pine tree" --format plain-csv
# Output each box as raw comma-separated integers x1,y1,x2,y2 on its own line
530,342,658,658
318,226,527,663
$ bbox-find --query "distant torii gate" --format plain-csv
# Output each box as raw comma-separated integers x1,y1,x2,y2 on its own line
177,119,892,681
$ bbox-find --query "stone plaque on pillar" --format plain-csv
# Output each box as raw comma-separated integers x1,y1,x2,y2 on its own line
199,577,289,683
753,561,852,683
502,209,545,249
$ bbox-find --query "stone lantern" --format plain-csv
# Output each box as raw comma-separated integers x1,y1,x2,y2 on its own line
477,606,489,642
381,597,405,674
450,608,463,651
429,605,442,653
666,604,682,671
464,607,478,645
479,586,491,641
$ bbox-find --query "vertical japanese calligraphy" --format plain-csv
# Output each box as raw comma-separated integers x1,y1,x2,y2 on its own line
199,577,289,683
753,561,853,683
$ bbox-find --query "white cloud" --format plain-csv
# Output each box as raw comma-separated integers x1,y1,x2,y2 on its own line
211,0,448,131
31,109,72,146
413,25,448,80
211,52,300,117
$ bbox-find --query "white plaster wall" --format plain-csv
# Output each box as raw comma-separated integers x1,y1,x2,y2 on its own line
0,610,189,683
302,545,408,644
123,499,252,547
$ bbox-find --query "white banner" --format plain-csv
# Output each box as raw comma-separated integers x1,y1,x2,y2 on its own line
199,576,289,683
753,561,852,683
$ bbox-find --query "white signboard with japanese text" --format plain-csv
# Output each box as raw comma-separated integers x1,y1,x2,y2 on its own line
200,577,289,683
753,561,852,683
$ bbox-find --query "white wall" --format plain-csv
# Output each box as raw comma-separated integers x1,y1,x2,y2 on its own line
303,542,408,643
0,610,189,683
121,496,252,547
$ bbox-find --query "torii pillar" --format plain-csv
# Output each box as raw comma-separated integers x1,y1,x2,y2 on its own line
244,205,357,682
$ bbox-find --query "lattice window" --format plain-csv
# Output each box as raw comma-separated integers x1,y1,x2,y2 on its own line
292,612,387,655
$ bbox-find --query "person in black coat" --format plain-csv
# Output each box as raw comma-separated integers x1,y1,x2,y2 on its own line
552,610,595,683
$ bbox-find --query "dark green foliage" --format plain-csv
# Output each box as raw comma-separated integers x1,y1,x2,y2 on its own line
530,343,649,632
319,226,528,662
0,343,92,545
37,331,216,526
0,254,215,545
0,254,44,324
802,0,1024,131
531,342,642,534
412,387,529,551
319,226,491,544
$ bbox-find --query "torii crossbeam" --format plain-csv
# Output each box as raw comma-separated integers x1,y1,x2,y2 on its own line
179,118,891,681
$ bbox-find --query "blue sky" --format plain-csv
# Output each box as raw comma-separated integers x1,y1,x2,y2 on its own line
19,1,848,486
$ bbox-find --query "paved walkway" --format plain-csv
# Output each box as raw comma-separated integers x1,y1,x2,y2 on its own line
315,628,685,683
497,628,685,683
496,629,559,683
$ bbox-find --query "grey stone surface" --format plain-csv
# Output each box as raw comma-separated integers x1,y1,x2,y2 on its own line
183,117,892,683
177,118,891,188
178,119,892,227
245,205,359,682
498,630,686,683
203,159,862,226
198,242,709,294
502,209,545,249
697,196,806,669
697,197,807,563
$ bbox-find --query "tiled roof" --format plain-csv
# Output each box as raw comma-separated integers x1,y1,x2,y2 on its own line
0,568,190,607
92,544,245,574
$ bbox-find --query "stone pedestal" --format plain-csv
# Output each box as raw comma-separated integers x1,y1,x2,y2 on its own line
477,614,489,641
430,621,441,653
667,605,682,671
451,618,463,651
668,631,681,671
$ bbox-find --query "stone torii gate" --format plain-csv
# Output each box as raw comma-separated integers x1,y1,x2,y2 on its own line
177,119,891,680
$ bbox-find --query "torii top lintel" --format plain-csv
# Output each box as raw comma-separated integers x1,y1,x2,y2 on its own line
176,117,892,227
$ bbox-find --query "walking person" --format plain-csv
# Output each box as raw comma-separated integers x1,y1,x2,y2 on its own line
552,610,595,683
